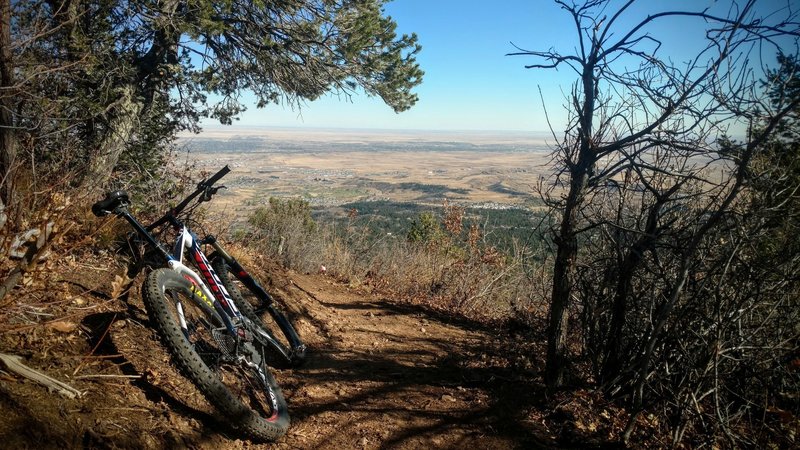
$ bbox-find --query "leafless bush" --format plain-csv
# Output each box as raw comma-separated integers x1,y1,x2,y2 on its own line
569,144,800,446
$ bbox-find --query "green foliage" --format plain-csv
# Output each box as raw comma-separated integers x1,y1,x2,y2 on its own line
759,53,800,203
7,1,180,186
244,197,319,268
171,0,424,118
249,197,317,235
406,211,446,245
314,200,549,256
722,53,800,255
6,0,423,190
361,181,470,197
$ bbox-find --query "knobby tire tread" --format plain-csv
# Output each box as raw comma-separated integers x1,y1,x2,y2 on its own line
141,268,289,441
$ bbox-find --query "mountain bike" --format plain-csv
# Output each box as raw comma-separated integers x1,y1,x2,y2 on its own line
92,165,305,441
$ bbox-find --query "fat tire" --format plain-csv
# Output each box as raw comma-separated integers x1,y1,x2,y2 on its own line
141,268,289,441
211,257,304,368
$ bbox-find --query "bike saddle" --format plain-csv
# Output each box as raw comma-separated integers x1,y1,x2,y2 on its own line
92,190,130,217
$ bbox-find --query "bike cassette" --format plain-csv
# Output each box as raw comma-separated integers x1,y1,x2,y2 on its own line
211,328,237,358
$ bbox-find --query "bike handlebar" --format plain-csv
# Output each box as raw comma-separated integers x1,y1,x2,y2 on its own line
205,164,231,187
171,165,230,215
91,165,231,225
145,165,231,230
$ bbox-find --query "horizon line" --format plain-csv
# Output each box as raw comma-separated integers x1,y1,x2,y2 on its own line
180,124,554,136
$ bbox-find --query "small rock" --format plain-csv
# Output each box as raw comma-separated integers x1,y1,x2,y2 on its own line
420,327,426,333
441,394,456,402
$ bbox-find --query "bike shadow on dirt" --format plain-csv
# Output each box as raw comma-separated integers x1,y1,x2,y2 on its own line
79,311,238,445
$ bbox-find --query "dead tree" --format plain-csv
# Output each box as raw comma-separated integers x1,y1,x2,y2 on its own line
511,0,800,391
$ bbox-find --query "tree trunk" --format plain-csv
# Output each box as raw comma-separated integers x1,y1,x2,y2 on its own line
545,175,586,387
601,199,663,384
82,0,181,188
0,0,15,204
544,55,597,388
84,84,143,187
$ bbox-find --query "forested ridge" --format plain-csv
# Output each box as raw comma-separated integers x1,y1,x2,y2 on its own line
1,1,799,448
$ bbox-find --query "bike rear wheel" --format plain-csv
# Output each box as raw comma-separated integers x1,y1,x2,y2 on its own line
141,268,289,441
211,257,306,368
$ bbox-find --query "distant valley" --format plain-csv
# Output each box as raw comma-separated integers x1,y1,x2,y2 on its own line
179,128,551,207
178,127,554,246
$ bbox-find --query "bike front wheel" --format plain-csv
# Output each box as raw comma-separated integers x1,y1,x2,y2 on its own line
141,268,289,441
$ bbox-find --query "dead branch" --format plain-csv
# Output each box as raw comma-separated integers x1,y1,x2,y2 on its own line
0,352,82,398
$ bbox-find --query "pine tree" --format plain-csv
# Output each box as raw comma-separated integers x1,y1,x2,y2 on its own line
6,0,423,187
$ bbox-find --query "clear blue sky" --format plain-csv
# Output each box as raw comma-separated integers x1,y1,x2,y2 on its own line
214,0,795,133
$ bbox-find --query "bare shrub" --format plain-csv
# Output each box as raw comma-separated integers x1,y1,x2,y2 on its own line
241,199,550,323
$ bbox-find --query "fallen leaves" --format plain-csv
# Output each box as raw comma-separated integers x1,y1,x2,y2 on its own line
110,274,132,300
47,320,78,333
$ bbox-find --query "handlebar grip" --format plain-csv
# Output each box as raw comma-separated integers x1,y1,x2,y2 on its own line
92,190,129,217
204,165,231,187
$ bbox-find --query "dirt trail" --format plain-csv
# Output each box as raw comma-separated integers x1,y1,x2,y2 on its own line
270,272,547,449
0,260,551,449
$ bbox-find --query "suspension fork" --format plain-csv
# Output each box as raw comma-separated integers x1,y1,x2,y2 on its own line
205,237,276,305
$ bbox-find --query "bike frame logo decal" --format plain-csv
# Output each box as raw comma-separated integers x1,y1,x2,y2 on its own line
189,241,237,314
187,282,214,308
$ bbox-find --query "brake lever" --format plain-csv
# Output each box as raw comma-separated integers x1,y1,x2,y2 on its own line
204,185,227,201
200,184,226,202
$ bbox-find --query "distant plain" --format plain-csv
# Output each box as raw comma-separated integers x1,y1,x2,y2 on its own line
179,127,555,217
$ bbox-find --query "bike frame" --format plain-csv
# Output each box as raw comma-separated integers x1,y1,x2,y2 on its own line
118,206,301,363
115,206,244,337
169,225,243,337
160,222,292,356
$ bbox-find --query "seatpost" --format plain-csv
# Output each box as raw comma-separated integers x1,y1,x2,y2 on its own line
116,207,173,262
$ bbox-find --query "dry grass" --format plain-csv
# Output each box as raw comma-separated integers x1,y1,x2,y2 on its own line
232,199,551,325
